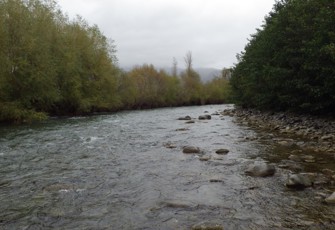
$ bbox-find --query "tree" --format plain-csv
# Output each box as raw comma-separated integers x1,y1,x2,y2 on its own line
0,0,120,122
184,51,193,75
180,51,203,104
172,57,178,77
231,0,335,114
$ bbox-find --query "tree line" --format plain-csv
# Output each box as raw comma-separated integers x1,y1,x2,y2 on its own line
0,0,231,123
230,0,335,115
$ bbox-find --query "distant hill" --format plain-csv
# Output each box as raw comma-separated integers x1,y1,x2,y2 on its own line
121,66,221,83
194,68,221,82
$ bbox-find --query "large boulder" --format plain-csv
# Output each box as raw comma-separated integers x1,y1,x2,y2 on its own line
285,173,313,189
245,163,276,177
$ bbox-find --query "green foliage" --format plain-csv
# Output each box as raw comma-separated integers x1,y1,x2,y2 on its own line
0,1,231,124
231,0,335,114
0,0,119,123
118,64,183,109
117,64,231,109
204,77,232,104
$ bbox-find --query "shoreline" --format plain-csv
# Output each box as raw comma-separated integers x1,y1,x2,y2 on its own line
222,107,335,155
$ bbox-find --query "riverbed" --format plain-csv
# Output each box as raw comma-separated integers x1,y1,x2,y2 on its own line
0,104,334,229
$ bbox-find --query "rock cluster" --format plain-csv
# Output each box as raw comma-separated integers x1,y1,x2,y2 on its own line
175,110,335,207
222,108,335,154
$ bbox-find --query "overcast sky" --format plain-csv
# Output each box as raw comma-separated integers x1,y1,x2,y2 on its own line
57,0,276,69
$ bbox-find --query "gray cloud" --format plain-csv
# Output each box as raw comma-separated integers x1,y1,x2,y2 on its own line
57,0,275,69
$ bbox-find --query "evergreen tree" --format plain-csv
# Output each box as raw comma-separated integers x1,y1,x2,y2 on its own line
231,0,335,114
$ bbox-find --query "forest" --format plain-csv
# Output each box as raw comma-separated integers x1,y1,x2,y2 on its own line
231,0,335,115
0,0,231,123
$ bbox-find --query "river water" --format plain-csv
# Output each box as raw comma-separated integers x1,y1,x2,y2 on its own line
0,104,334,229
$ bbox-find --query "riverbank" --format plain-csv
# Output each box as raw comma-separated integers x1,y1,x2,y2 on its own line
222,107,335,155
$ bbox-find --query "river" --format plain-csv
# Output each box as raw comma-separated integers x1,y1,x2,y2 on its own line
0,104,334,229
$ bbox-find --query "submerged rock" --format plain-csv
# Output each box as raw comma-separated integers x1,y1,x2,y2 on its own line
199,156,211,161
43,183,75,192
176,128,189,131
215,149,229,155
325,192,335,204
211,112,220,116
192,221,224,230
160,200,194,209
199,115,212,120
183,146,201,154
163,142,177,149
245,163,276,177
286,174,313,189
209,178,224,183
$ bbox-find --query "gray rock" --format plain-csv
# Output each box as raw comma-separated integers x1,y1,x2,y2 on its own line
325,192,335,204
215,149,229,155
286,174,313,189
198,115,211,120
245,163,276,177
321,135,333,141
178,116,192,120
209,178,224,183
183,146,200,154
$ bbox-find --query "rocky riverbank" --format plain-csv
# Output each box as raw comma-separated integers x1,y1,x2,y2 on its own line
222,107,335,155
220,107,335,204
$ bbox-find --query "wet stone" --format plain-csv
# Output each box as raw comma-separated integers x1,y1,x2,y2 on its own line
286,174,313,189
215,149,229,155
209,178,224,183
245,163,276,177
176,128,189,131
163,142,177,149
325,192,335,204
199,115,212,120
199,156,211,161
178,116,192,120
183,146,201,154
321,135,333,141
192,221,224,230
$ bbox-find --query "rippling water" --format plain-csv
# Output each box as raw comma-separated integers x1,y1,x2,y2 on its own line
0,105,334,229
